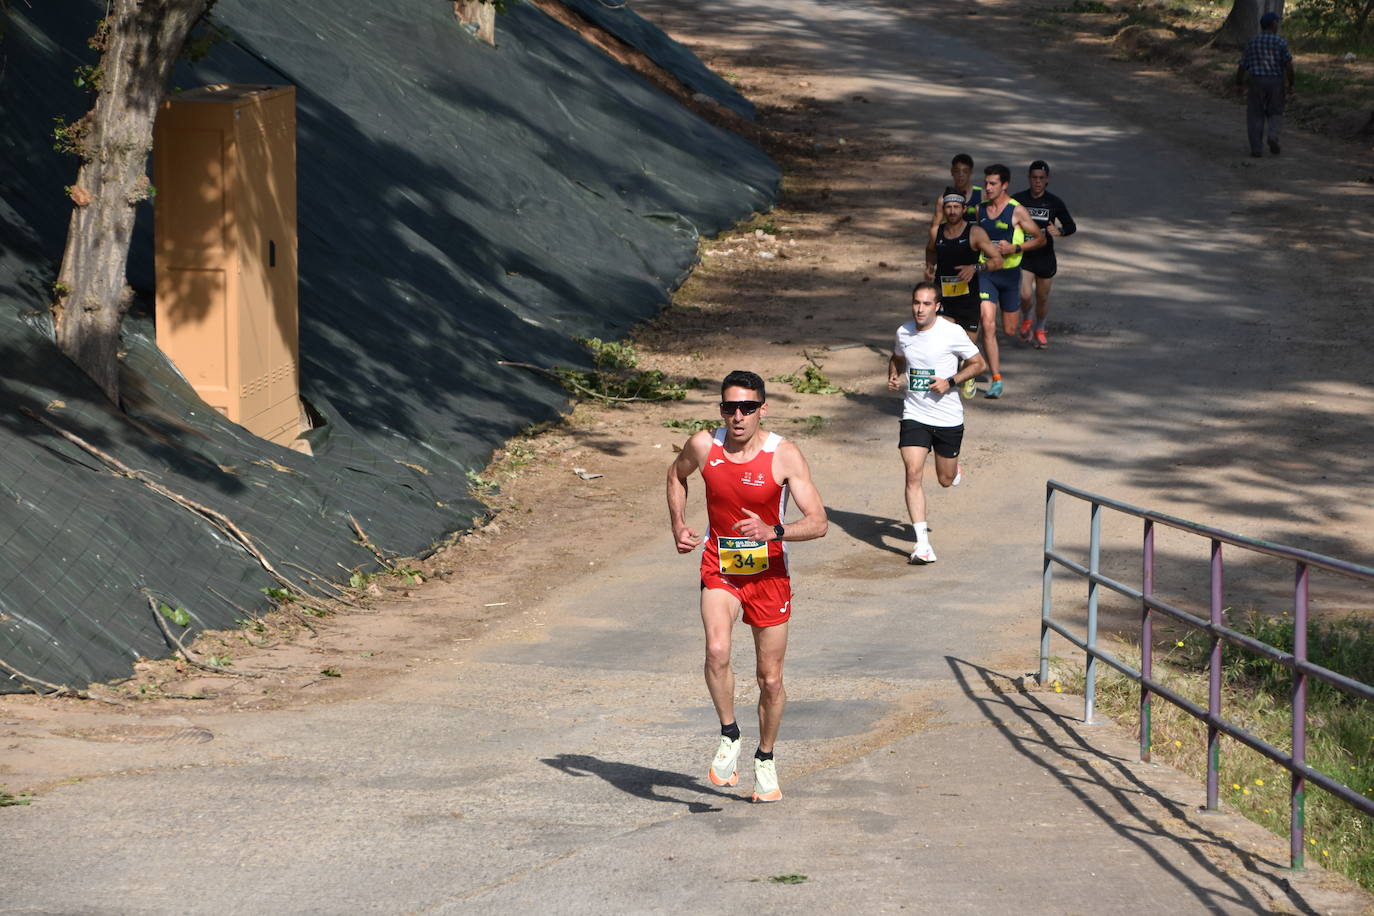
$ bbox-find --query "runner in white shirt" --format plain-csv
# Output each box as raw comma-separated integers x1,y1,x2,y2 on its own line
887,282,985,564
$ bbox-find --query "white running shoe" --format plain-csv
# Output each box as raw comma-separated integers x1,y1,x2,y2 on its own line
909,542,937,564
709,735,741,786
951,464,963,487
752,756,782,802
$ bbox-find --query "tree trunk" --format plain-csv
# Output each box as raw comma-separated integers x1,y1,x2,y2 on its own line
1213,0,1284,49
53,0,210,405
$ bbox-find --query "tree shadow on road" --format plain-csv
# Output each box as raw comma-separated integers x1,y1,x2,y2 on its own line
945,656,1324,916
541,754,740,813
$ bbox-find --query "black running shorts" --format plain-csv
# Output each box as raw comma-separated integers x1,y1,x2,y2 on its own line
1020,248,1057,279
898,419,964,458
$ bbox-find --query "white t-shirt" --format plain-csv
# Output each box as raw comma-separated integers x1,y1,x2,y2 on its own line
894,318,980,427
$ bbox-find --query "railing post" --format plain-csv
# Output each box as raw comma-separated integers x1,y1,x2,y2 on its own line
1040,483,1055,685
1140,518,1154,763
1084,501,1101,724
1206,538,1224,811
1291,562,1309,870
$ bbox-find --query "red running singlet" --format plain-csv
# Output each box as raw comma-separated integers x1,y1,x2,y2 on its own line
700,428,791,583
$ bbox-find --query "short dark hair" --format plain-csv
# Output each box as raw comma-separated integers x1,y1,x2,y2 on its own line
951,153,974,169
912,281,940,300
984,163,1011,184
1028,159,1050,174
721,369,766,401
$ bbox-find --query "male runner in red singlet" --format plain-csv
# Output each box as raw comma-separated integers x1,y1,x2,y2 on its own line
666,370,828,803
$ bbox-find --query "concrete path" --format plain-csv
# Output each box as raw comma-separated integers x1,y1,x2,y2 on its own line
4,0,1374,913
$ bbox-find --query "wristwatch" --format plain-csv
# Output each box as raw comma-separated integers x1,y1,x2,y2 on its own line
947,377,957,388
773,524,785,541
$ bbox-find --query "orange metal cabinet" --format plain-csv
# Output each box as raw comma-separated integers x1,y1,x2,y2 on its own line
153,84,303,448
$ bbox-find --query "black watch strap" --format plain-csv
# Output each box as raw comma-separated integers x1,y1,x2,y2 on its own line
773,524,785,541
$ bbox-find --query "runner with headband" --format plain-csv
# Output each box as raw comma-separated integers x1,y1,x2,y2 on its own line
924,188,1002,398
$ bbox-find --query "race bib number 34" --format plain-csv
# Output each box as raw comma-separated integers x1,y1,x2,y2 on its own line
907,367,934,392
718,536,769,575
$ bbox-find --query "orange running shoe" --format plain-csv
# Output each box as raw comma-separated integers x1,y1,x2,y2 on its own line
1018,318,1032,342
1033,329,1048,349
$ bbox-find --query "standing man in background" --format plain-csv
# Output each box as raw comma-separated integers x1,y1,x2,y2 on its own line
1014,160,1077,350
1235,11,1294,157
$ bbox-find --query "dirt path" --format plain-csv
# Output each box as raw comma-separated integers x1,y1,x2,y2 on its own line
3,0,1374,911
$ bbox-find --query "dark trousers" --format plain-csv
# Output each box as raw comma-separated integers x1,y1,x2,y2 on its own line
1246,76,1286,153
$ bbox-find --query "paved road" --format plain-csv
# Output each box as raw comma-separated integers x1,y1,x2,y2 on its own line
4,0,1373,913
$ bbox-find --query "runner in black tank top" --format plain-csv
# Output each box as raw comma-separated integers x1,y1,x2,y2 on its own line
934,224,983,333
924,190,1001,399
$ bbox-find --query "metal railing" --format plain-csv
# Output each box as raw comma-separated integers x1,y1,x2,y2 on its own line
1039,480,1374,870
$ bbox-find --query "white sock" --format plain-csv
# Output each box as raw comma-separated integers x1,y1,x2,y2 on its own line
913,522,929,543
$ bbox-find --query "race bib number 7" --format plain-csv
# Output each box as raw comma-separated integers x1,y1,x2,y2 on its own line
718,536,769,575
939,275,969,298
907,368,934,392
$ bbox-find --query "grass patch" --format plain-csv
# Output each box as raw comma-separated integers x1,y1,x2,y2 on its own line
0,787,32,807
770,365,844,395
1062,613,1374,890
662,418,718,434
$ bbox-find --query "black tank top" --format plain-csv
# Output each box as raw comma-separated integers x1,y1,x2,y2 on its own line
934,222,981,308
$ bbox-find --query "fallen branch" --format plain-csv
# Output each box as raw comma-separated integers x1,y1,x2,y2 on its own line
145,594,262,679
21,407,305,598
348,513,395,569
0,657,124,705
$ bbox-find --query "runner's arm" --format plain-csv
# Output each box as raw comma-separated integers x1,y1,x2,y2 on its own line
1012,205,1046,253
924,221,939,279
887,350,907,390
1052,198,1077,238
666,431,711,553
770,442,828,543
970,226,1003,272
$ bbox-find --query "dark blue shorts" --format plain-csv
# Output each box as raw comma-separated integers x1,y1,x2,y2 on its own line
979,267,1022,313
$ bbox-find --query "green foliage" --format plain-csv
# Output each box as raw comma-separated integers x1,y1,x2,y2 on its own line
770,874,808,884
770,365,844,394
51,115,88,155
0,787,32,807
552,338,688,403
320,667,342,678
207,654,232,667
159,603,190,627
394,567,423,585
790,415,826,432
466,468,498,495
1070,614,1374,890
348,570,371,589
662,418,718,434
72,64,102,91
1291,0,1374,39
261,587,291,602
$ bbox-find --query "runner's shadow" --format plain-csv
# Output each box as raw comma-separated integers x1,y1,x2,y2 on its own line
541,754,740,812
824,506,909,557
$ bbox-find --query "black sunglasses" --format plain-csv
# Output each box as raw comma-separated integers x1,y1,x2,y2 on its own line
719,400,763,416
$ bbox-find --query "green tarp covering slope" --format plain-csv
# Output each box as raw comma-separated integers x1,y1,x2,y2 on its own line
0,0,777,692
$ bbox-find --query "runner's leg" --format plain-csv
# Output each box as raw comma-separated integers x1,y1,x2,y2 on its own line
701,588,741,727
978,299,1001,377
752,622,788,753
1018,269,1035,338
933,452,960,487
901,444,931,525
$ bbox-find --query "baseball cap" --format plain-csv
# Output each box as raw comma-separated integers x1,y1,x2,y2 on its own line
1260,11,1280,26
